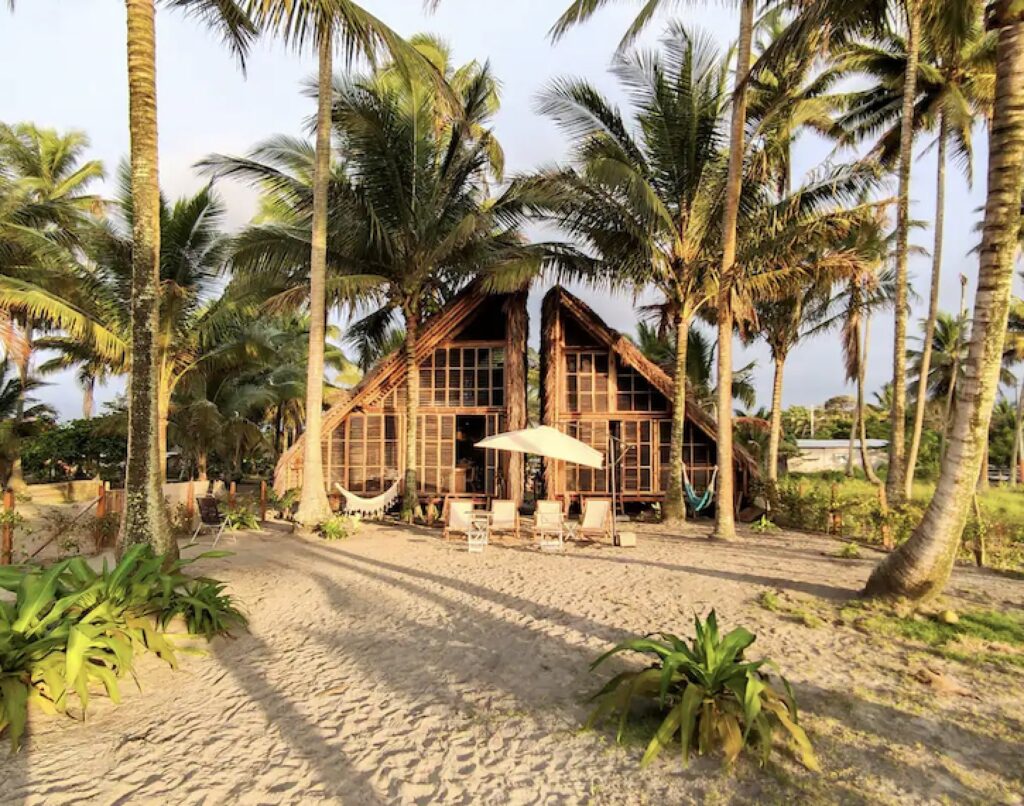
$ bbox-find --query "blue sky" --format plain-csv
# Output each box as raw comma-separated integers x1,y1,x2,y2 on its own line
1,0,1004,419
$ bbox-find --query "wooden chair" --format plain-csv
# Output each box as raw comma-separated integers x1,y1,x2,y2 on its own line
577,498,613,542
442,499,475,541
531,500,564,551
190,496,228,548
489,499,520,539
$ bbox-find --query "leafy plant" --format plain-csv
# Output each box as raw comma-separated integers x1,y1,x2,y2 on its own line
158,579,247,638
318,514,361,541
834,542,861,559
587,612,818,770
268,487,299,520
751,515,778,534
223,505,259,532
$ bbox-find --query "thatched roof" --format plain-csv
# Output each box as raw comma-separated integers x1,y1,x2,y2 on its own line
542,286,760,474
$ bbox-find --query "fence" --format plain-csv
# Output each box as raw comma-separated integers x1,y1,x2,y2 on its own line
0,479,271,565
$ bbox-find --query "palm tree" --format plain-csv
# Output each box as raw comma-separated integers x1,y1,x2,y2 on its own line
834,9,996,497
207,59,543,518
0,122,103,487
243,0,446,527
864,1,1024,601
0,359,54,487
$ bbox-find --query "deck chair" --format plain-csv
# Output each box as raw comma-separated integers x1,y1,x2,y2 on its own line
532,500,564,551
489,499,520,540
442,499,475,542
190,496,228,547
577,499,613,542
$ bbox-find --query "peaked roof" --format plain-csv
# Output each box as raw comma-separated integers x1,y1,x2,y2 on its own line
543,286,759,473
275,281,502,484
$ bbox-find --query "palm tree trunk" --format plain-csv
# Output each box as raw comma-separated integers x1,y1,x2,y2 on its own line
8,324,31,491
846,405,858,476
886,0,923,507
118,0,173,559
401,308,420,520
859,315,886,492
82,373,95,420
905,111,948,497
767,349,786,482
1012,379,1024,485
864,8,1024,601
197,449,208,481
664,306,691,522
712,0,755,541
158,371,171,485
294,25,334,527
274,401,285,458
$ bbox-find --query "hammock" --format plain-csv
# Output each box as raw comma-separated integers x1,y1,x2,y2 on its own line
683,464,719,513
333,480,401,517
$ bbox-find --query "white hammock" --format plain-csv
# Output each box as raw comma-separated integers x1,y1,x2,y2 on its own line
334,480,401,517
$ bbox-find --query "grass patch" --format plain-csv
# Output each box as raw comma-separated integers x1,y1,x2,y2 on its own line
844,605,1024,669
833,542,861,560
757,589,826,628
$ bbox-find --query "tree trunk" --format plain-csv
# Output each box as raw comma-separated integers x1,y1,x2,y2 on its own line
663,306,691,522
158,373,171,485
886,0,922,506
712,0,755,541
197,449,208,482
8,326,31,491
859,315,886,492
864,8,1024,601
1011,379,1024,485
293,26,334,527
82,373,95,420
274,401,285,459
767,349,786,483
504,290,528,506
118,0,174,559
905,111,948,497
401,309,420,520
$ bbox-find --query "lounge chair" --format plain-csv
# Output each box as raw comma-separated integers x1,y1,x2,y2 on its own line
190,496,228,548
532,500,564,552
489,499,520,539
577,498,613,543
442,499,475,542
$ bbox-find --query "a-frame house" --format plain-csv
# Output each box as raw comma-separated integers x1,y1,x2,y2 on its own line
540,286,757,511
276,283,529,504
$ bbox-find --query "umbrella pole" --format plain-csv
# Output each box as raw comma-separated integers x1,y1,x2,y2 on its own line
608,432,619,546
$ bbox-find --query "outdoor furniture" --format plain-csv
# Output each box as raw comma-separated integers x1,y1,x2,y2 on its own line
532,500,564,551
442,499,475,541
466,512,491,553
190,496,228,547
577,498,613,543
489,499,520,539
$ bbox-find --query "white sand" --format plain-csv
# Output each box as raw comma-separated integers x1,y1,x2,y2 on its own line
2,522,1022,804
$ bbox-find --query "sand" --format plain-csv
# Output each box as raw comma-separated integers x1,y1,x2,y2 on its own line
2,522,1022,805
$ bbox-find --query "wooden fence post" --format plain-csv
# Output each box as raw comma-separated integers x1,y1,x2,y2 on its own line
229,481,237,508
2,489,14,565
259,480,267,524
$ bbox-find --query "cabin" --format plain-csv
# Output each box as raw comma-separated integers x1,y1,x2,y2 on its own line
540,286,757,512
275,283,529,504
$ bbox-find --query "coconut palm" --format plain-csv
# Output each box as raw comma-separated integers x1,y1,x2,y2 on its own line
0,359,54,487
834,7,996,497
864,2,1024,601
242,0,448,527
206,60,546,518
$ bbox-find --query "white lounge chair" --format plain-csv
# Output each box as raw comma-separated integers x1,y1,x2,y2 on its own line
532,500,564,552
578,498,613,542
489,499,520,539
443,499,475,542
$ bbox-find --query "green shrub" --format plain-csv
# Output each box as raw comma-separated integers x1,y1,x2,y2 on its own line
835,542,861,559
0,545,247,750
224,506,260,531
751,515,778,534
587,611,818,770
268,487,299,520
318,514,361,541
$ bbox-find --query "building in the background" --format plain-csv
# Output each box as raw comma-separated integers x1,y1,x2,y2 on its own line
788,439,889,474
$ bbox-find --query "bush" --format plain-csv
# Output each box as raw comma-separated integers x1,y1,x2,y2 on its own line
587,612,818,770
318,514,361,541
0,545,246,750
268,487,299,520
224,505,260,531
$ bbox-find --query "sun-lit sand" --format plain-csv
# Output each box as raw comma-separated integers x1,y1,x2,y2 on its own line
2,521,1022,804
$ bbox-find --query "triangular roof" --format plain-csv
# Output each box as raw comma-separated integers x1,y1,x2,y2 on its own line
275,282,503,485
542,286,759,473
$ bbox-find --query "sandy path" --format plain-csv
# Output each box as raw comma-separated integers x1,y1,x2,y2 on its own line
2,524,1022,804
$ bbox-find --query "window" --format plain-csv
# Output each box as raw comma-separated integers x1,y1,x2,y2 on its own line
657,420,715,492
341,414,398,493
619,420,653,492
616,363,663,412
417,414,455,492
417,347,505,408
562,421,608,492
565,351,609,413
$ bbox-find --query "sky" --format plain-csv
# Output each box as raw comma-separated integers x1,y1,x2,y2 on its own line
0,0,1007,420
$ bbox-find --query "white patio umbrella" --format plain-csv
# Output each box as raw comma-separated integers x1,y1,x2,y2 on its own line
476,426,621,543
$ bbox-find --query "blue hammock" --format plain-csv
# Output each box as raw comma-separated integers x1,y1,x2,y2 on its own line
683,465,719,513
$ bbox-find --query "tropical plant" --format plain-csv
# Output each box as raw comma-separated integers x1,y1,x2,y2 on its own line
0,359,54,486
157,578,247,637
206,54,547,520
317,513,361,540
223,505,260,531
834,8,997,497
864,3,1024,601
587,611,818,770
